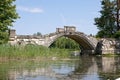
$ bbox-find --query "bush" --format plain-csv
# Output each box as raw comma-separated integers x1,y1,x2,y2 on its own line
114,31,120,39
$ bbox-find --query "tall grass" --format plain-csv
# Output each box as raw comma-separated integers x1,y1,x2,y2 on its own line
0,44,71,59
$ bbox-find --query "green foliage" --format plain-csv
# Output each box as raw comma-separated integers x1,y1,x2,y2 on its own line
50,36,80,50
0,44,71,59
95,0,117,38
33,32,42,36
0,0,19,44
0,31,9,44
114,30,120,38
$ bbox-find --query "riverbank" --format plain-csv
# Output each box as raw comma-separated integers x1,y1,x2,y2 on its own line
0,44,76,60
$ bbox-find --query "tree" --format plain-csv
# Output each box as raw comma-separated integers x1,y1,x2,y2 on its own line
33,32,42,36
0,0,19,44
95,0,117,38
116,0,120,30
50,37,80,50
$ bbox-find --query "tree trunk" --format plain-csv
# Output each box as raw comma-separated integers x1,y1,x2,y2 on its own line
117,0,120,30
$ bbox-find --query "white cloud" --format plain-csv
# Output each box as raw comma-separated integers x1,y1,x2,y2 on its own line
17,6,44,13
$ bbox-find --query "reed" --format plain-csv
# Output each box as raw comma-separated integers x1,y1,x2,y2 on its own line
0,44,71,59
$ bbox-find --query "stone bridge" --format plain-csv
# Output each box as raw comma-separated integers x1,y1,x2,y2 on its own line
8,26,120,55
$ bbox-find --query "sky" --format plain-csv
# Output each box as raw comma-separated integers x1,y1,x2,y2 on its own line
13,0,101,35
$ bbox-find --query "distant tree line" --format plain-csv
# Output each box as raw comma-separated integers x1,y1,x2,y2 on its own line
50,36,80,50
33,32,42,36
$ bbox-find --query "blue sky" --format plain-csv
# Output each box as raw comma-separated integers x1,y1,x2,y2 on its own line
13,0,101,35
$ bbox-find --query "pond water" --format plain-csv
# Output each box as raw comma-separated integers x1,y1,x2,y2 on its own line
0,56,120,80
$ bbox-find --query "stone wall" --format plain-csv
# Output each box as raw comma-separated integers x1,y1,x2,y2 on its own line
95,38,120,54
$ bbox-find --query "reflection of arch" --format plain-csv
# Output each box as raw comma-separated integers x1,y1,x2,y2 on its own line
47,32,98,54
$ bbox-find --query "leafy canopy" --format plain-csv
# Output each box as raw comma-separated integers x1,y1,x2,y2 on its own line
0,0,19,44
95,0,120,38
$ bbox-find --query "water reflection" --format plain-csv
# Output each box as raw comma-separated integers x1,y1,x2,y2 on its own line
0,56,120,80
96,56,120,79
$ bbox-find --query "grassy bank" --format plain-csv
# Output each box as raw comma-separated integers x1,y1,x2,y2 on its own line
0,44,72,60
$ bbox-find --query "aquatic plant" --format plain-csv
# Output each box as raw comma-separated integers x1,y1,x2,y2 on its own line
0,44,71,60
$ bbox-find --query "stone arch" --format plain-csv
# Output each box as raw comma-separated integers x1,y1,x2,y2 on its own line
47,32,98,54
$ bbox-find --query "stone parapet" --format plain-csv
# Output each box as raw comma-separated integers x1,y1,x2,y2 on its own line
56,28,64,33
64,26,76,32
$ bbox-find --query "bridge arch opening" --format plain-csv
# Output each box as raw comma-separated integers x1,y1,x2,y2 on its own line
48,33,97,54
50,36,80,50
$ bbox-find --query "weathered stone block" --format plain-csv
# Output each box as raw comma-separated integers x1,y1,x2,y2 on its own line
95,38,120,54
56,28,64,33
9,29,16,38
64,26,76,32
